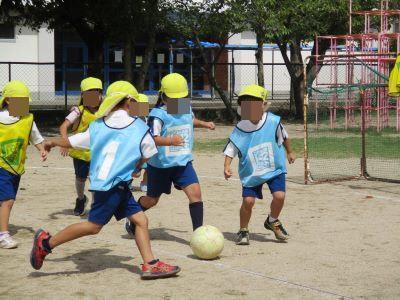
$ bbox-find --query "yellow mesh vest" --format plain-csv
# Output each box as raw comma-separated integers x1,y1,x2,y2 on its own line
0,113,34,175
388,55,400,97
69,106,96,162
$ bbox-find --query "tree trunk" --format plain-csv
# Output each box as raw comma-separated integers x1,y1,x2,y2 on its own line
305,38,330,85
123,36,133,82
135,32,156,92
255,33,265,87
194,36,237,121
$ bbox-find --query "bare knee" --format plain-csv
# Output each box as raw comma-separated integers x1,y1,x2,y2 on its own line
272,191,285,202
129,212,148,228
242,197,255,210
87,222,102,235
1,200,14,209
141,196,159,209
76,177,86,182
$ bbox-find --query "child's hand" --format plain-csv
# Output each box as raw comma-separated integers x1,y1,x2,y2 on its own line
132,170,141,178
205,122,216,130
171,135,184,146
43,140,54,153
41,149,48,162
224,167,233,180
287,152,296,164
60,147,69,157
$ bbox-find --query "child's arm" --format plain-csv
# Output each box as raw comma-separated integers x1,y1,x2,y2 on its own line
34,142,48,162
59,119,73,156
44,137,72,153
224,155,234,180
154,135,184,147
283,138,296,164
193,117,215,130
132,158,150,178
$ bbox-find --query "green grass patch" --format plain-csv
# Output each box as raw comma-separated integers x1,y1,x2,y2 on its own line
194,135,399,159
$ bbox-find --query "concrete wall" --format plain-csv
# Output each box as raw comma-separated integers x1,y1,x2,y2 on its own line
0,25,55,106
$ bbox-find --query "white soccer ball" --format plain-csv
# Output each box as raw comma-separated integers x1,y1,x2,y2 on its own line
190,225,224,260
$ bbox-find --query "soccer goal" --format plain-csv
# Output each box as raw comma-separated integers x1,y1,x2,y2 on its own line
304,54,400,184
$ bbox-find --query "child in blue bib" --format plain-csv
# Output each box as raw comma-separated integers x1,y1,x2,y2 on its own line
30,81,180,279
223,85,295,245
125,73,215,237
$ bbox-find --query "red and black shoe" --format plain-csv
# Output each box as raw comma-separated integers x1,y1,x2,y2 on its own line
141,259,181,279
30,229,51,270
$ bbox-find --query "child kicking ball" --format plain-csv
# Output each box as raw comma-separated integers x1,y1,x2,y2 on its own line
30,81,180,279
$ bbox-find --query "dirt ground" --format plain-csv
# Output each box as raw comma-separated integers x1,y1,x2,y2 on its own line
1,124,400,299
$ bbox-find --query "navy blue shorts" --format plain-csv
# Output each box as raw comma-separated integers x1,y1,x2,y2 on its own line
242,173,286,199
73,158,90,179
147,162,199,198
0,168,21,201
88,182,142,225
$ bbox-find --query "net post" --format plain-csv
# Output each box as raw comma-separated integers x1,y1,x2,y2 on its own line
360,90,367,178
304,56,310,184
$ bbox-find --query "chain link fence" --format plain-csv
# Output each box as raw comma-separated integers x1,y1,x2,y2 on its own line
0,62,295,115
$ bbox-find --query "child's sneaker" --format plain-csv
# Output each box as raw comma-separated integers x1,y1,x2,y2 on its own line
125,219,136,236
0,233,18,249
141,259,181,279
74,195,88,216
264,216,289,241
30,229,51,270
140,183,147,193
236,228,250,245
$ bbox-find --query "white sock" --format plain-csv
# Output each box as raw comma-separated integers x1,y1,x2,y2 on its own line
268,215,277,223
75,179,86,200
0,231,9,237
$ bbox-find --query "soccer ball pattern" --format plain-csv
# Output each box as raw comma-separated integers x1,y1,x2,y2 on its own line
190,225,224,260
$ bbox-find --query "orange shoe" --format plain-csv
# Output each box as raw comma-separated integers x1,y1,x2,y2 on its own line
141,259,180,279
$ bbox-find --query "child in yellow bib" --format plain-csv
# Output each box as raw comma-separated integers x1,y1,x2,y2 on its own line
0,80,47,249
59,77,102,216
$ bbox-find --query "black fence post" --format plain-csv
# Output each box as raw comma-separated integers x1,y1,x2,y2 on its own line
8,62,11,81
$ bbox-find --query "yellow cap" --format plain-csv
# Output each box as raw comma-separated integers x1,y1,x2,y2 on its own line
160,73,188,99
0,80,31,107
137,93,148,103
80,77,102,92
238,84,268,102
96,81,139,118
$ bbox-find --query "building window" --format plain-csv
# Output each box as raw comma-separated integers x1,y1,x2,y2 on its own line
0,24,15,39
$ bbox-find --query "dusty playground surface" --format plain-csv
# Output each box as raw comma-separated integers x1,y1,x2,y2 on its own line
1,124,400,299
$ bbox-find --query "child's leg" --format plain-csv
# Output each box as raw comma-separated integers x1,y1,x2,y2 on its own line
0,199,14,232
270,191,285,220
138,196,160,210
49,221,103,249
182,183,203,230
127,212,153,263
240,197,256,229
75,177,86,200
141,169,148,185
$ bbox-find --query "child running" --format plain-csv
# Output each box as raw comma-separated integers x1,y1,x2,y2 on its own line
223,84,295,245
30,81,180,279
59,77,102,216
0,81,47,249
125,73,215,235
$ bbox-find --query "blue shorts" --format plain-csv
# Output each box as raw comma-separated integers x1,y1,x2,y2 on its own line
242,173,286,199
147,162,199,198
88,182,142,225
73,158,90,179
0,168,21,201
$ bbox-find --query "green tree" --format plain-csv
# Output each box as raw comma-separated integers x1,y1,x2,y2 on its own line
170,0,246,120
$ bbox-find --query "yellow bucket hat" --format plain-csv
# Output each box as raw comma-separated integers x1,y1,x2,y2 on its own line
137,93,148,103
238,84,268,102
0,80,31,108
81,77,103,92
96,81,139,118
160,73,188,99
